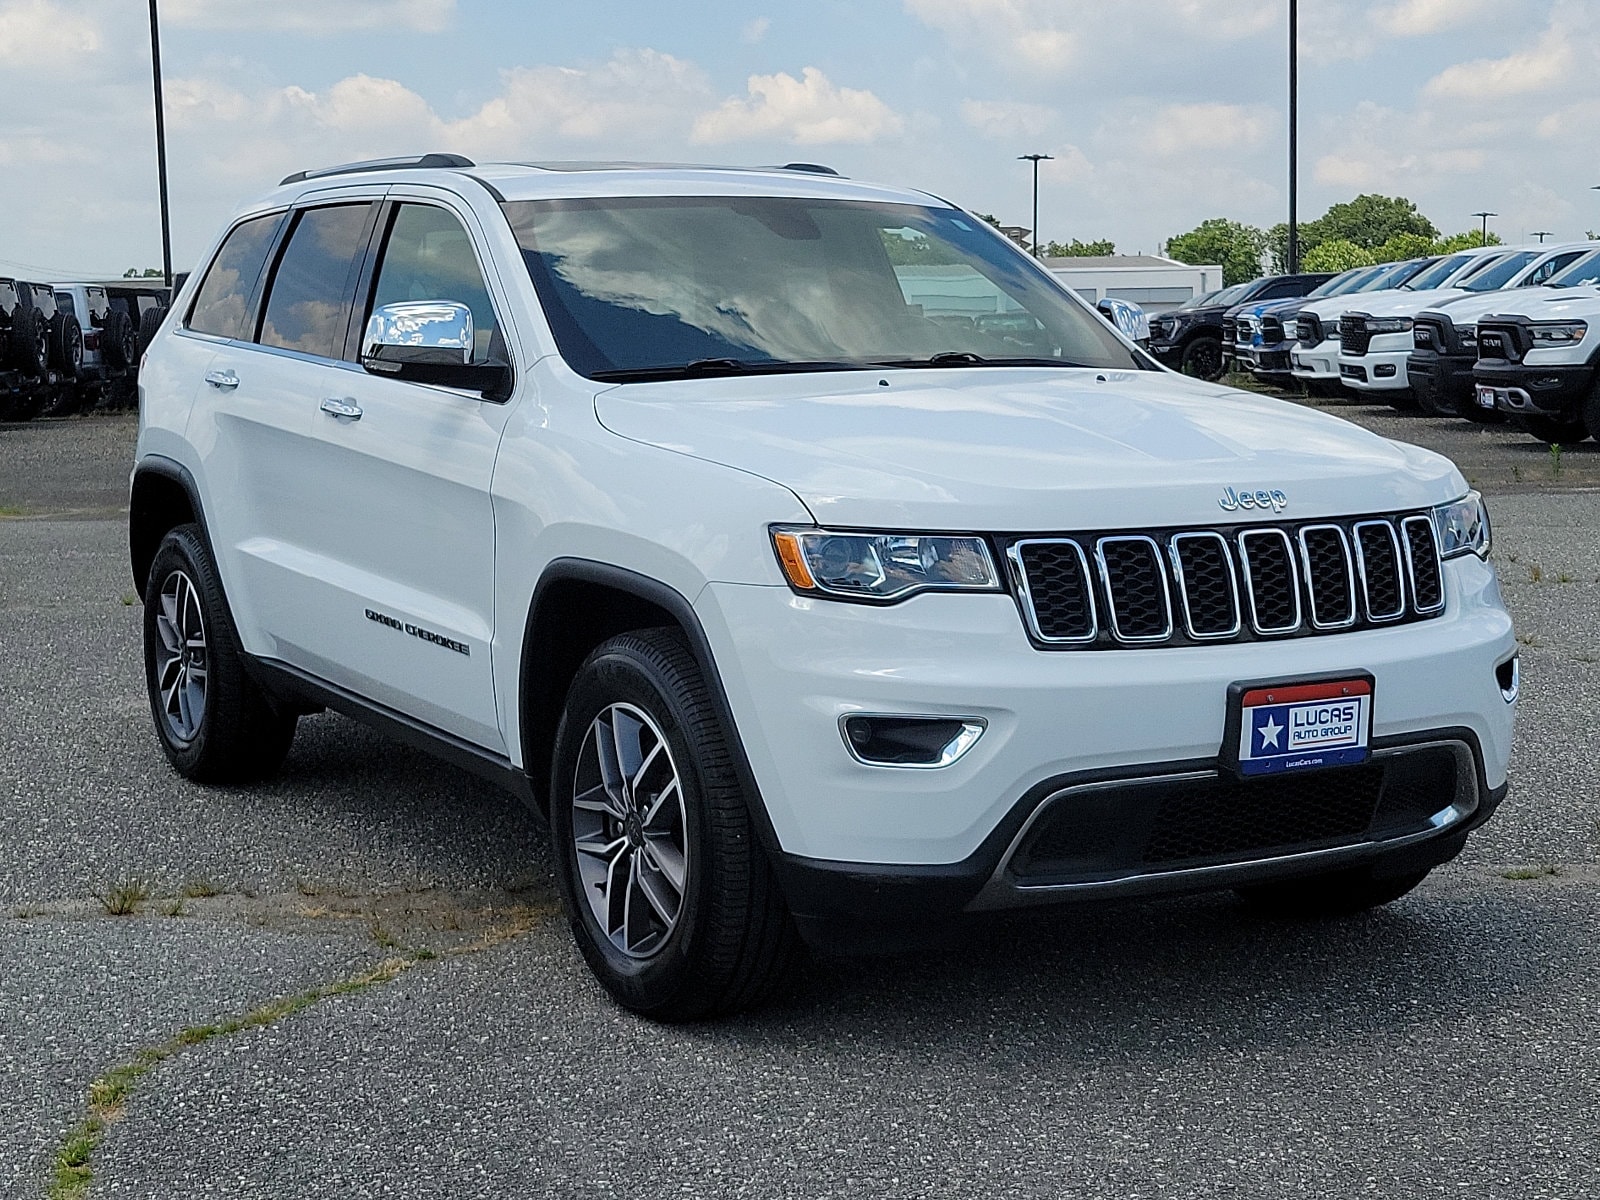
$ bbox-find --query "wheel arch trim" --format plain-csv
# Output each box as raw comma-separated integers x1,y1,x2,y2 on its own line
129,454,211,600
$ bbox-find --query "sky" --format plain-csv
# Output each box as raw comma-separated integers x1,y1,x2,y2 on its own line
3,0,1597,280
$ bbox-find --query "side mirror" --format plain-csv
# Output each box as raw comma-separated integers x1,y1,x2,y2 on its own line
361,301,512,401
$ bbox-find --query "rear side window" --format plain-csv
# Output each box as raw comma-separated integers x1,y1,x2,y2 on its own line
189,214,281,339
259,204,373,360
56,292,77,318
368,204,499,361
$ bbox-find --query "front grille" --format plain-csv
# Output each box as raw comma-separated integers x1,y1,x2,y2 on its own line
1340,316,1374,355
1007,510,1442,650
1476,323,1523,362
1260,316,1285,346
1008,743,1467,884
1222,318,1237,345
1296,314,1325,346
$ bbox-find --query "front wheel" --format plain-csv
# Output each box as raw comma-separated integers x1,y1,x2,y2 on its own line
1235,866,1430,918
1179,335,1225,381
549,629,799,1020
143,524,297,782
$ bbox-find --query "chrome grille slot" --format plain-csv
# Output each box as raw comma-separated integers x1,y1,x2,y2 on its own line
1353,520,1406,620
1237,529,1301,634
1010,540,1097,643
1169,533,1240,639
1095,536,1172,643
1299,525,1356,629
1402,516,1445,613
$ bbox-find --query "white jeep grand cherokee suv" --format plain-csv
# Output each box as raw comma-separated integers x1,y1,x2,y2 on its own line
132,156,1518,1019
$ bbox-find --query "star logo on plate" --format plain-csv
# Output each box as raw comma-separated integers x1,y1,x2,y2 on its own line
1257,714,1283,750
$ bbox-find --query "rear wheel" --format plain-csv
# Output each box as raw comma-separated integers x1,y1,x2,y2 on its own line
549,628,800,1021
1179,335,1225,381
143,524,297,783
1519,414,1590,444
1235,866,1430,918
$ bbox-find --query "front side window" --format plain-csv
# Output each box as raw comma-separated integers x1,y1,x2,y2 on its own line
502,196,1145,381
1549,251,1600,289
188,213,281,339
259,204,373,359
368,204,499,362
1404,255,1476,291
1460,251,1539,292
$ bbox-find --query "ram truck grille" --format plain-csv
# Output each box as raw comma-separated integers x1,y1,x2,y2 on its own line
1339,317,1374,356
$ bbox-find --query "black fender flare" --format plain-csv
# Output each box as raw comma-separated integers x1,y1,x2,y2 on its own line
129,454,212,597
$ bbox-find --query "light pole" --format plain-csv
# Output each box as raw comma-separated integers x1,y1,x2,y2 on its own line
148,0,173,290
1471,211,1497,246
1018,153,1052,257
1287,0,1299,274
1531,231,1552,243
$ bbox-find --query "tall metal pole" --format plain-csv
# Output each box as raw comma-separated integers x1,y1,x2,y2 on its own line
1471,211,1497,246
1287,0,1299,274
149,0,173,290
1018,153,1052,257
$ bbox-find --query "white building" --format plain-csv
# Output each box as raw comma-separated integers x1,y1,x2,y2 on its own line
1043,255,1223,314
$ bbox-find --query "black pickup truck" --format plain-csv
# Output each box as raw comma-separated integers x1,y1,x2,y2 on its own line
1147,273,1332,380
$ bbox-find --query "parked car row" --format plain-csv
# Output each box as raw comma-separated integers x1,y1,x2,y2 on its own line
0,277,175,421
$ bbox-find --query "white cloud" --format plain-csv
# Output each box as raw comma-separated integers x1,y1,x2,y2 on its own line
1424,29,1575,100
904,0,1077,72
0,0,101,70
1138,103,1271,158
692,68,904,145
960,99,1057,139
742,16,771,43
1373,0,1498,38
161,0,455,33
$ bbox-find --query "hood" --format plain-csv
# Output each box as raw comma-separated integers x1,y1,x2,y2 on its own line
594,368,1465,531
1467,287,1600,322
1343,288,1476,318
1296,287,1409,320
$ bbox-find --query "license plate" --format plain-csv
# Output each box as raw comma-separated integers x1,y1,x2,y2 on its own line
1476,385,1497,410
1224,675,1373,777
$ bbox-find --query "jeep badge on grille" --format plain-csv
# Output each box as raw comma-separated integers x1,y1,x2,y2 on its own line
1219,486,1289,513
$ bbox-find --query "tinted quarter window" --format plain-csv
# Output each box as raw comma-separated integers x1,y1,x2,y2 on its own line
188,213,281,339
55,292,77,317
259,204,373,359
369,204,499,361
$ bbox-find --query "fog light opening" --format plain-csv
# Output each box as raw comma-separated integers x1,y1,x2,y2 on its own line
1496,655,1519,704
840,714,986,768
1375,364,1398,378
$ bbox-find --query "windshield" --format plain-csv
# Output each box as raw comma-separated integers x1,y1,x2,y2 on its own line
1403,253,1479,291
502,196,1145,380
1308,267,1380,298
1459,251,1539,292
1548,250,1600,288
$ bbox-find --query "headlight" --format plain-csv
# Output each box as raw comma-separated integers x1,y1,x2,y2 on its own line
1433,491,1490,560
770,528,1000,601
1237,317,1258,333
1457,327,1477,349
1529,321,1587,346
1367,317,1413,334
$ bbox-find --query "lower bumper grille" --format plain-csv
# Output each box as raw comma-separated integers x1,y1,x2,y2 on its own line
1007,742,1470,886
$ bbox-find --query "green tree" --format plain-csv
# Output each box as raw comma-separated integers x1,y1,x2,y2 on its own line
1043,238,1116,257
1302,194,1438,252
1373,232,1436,263
1165,218,1268,286
1302,239,1375,273
1434,230,1503,253
124,267,164,278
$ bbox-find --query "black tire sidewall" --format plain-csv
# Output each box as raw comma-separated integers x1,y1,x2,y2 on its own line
144,529,220,774
550,639,721,1014
1181,336,1224,380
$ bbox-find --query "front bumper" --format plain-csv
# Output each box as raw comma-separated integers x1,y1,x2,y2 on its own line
1473,361,1593,421
1148,337,1182,368
1339,340,1411,391
1290,340,1340,381
697,556,1515,920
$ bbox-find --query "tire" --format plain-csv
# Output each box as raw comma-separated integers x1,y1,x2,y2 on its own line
142,524,297,783
137,305,166,358
48,312,82,382
1461,397,1502,425
9,304,47,375
1307,379,1344,399
39,378,83,419
1518,414,1590,445
1583,379,1600,442
1235,866,1431,918
101,307,137,370
549,628,800,1021
1385,388,1419,412
1413,375,1455,417
1179,335,1225,381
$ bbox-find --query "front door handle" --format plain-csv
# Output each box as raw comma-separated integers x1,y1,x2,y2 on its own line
203,369,238,390
319,397,363,420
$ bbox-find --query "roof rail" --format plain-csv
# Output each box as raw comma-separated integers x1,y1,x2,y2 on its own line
279,153,475,187
775,162,840,176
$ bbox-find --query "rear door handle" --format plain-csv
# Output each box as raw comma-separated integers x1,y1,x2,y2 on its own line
319,397,363,420
203,369,238,390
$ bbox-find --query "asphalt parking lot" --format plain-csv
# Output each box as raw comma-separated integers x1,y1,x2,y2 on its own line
3,405,1598,1199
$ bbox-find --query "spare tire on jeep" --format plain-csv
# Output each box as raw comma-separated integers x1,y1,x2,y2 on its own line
101,306,138,370
137,305,167,358
9,304,48,376
49,311,83,382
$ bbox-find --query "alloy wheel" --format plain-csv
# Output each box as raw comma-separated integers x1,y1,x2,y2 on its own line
570,702,689,959
153,569,208,743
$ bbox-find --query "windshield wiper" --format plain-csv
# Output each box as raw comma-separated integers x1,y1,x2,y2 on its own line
590,358,863,383
871,353,1092,369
